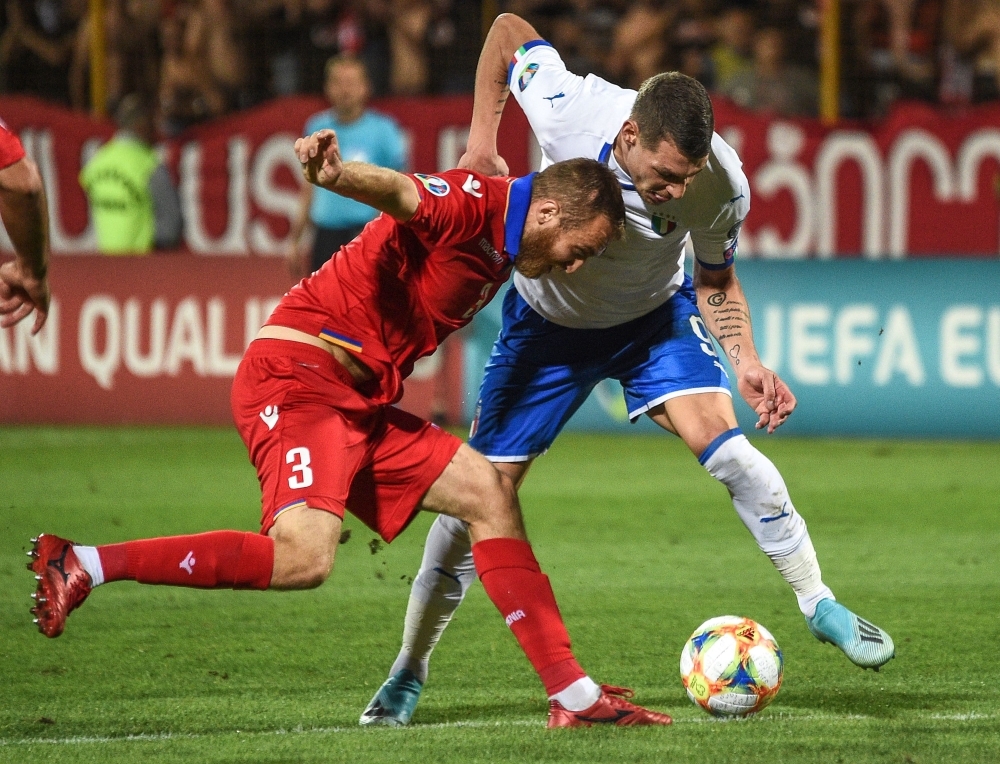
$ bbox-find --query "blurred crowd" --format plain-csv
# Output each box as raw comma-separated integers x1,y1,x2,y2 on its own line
0,0,480,134
517,0,1000,117
2,0,999,129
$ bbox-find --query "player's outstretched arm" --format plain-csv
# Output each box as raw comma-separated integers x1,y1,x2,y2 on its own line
458,13,541,176
0,155,51,334
693,262,796,433
294,129,419,222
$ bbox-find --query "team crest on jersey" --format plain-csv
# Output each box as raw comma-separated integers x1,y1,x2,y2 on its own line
651,215,677,236
414,173,450,197
518,63,539,91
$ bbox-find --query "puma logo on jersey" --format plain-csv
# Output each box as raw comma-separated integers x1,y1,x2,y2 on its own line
543,92,565,107
260,405,279,430
505,609,526,627
462,174,483,198
179,551,196,575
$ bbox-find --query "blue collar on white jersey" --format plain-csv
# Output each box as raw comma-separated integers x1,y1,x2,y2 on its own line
598,141,637,192
503,173,536,260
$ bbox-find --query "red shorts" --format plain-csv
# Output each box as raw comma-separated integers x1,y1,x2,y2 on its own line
231,339,462,542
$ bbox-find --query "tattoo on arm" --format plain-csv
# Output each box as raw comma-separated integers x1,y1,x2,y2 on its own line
495,81,510,115
705,290,751,346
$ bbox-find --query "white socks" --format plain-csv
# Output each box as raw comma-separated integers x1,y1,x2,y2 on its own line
389,514,475,683
771,535,834,617
551,676,602,711
73,545,104,587
701,429,834,618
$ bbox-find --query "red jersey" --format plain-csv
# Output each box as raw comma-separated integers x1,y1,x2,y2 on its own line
0,118,26,170
268,169,535,404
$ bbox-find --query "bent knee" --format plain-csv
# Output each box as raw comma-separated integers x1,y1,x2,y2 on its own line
297,556,333,589
268,506,340,589
273,542,334,589
467,462,518,518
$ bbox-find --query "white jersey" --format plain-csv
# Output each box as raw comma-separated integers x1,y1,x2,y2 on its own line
508,41,750,329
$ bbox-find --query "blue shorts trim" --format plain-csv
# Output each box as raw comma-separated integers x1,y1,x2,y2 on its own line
468,276,732,461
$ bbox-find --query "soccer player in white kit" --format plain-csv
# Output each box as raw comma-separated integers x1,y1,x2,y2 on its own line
360,13,895,726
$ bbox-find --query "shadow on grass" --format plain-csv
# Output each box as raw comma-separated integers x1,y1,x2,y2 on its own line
412,698,548,725
777,687,966,716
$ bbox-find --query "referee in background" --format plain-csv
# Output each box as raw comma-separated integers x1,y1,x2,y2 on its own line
286,55,406,277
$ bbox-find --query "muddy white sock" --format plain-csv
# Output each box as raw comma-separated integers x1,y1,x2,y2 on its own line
701,430,833,616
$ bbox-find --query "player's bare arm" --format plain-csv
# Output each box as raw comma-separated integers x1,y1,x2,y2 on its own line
285,179,314,279
0,155,51,334
458,13,540,176
693,261,796,433
295,129,419,222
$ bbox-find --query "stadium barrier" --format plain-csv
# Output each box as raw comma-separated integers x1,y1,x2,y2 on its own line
0,255,463,425
2,96,1000,258
2,257,996,436
1,95,998,433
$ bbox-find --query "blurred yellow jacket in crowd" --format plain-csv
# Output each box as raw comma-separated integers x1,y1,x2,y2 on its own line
79,136,158,255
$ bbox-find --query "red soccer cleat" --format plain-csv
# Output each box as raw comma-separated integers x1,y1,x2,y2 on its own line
547,684,673,728
27,534,92,638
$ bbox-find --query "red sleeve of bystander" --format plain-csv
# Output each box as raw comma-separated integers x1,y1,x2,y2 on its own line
0,120,27,171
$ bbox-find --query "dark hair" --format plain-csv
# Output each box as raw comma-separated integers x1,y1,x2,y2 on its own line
532,158,626,239
630,72,714,160
114,93,151,130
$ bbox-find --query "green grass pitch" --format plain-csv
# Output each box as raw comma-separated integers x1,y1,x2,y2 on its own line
1,427,999,763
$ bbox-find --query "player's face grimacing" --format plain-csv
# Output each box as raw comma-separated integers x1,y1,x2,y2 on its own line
618,122,708,207
515,213,613,279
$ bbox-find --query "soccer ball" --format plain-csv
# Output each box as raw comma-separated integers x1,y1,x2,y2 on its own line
679,615,783,718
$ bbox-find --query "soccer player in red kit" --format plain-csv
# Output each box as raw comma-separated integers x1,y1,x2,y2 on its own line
28,129,673,728
0,118,50,334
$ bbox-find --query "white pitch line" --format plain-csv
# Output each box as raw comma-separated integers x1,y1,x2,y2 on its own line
0,711,994,748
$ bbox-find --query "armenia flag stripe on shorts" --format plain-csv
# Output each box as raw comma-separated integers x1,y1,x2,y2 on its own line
319,328,364,353
273,499,309,523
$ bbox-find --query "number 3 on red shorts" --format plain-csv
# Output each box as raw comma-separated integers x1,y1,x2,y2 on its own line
285,447,314,489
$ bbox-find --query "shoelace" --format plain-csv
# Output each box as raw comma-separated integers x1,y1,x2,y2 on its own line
599,684,636,701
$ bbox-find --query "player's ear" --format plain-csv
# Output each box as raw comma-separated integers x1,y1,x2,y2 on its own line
534,199,560,226
621,120,639,149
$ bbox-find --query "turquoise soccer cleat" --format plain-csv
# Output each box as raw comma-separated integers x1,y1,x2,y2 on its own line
806,599,896,670
359,669,424,726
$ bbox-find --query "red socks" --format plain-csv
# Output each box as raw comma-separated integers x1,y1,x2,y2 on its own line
98,531,274,590
472,537,586,695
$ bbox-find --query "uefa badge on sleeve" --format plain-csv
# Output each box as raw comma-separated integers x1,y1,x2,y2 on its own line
518,63,539,91
414,174,450,197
